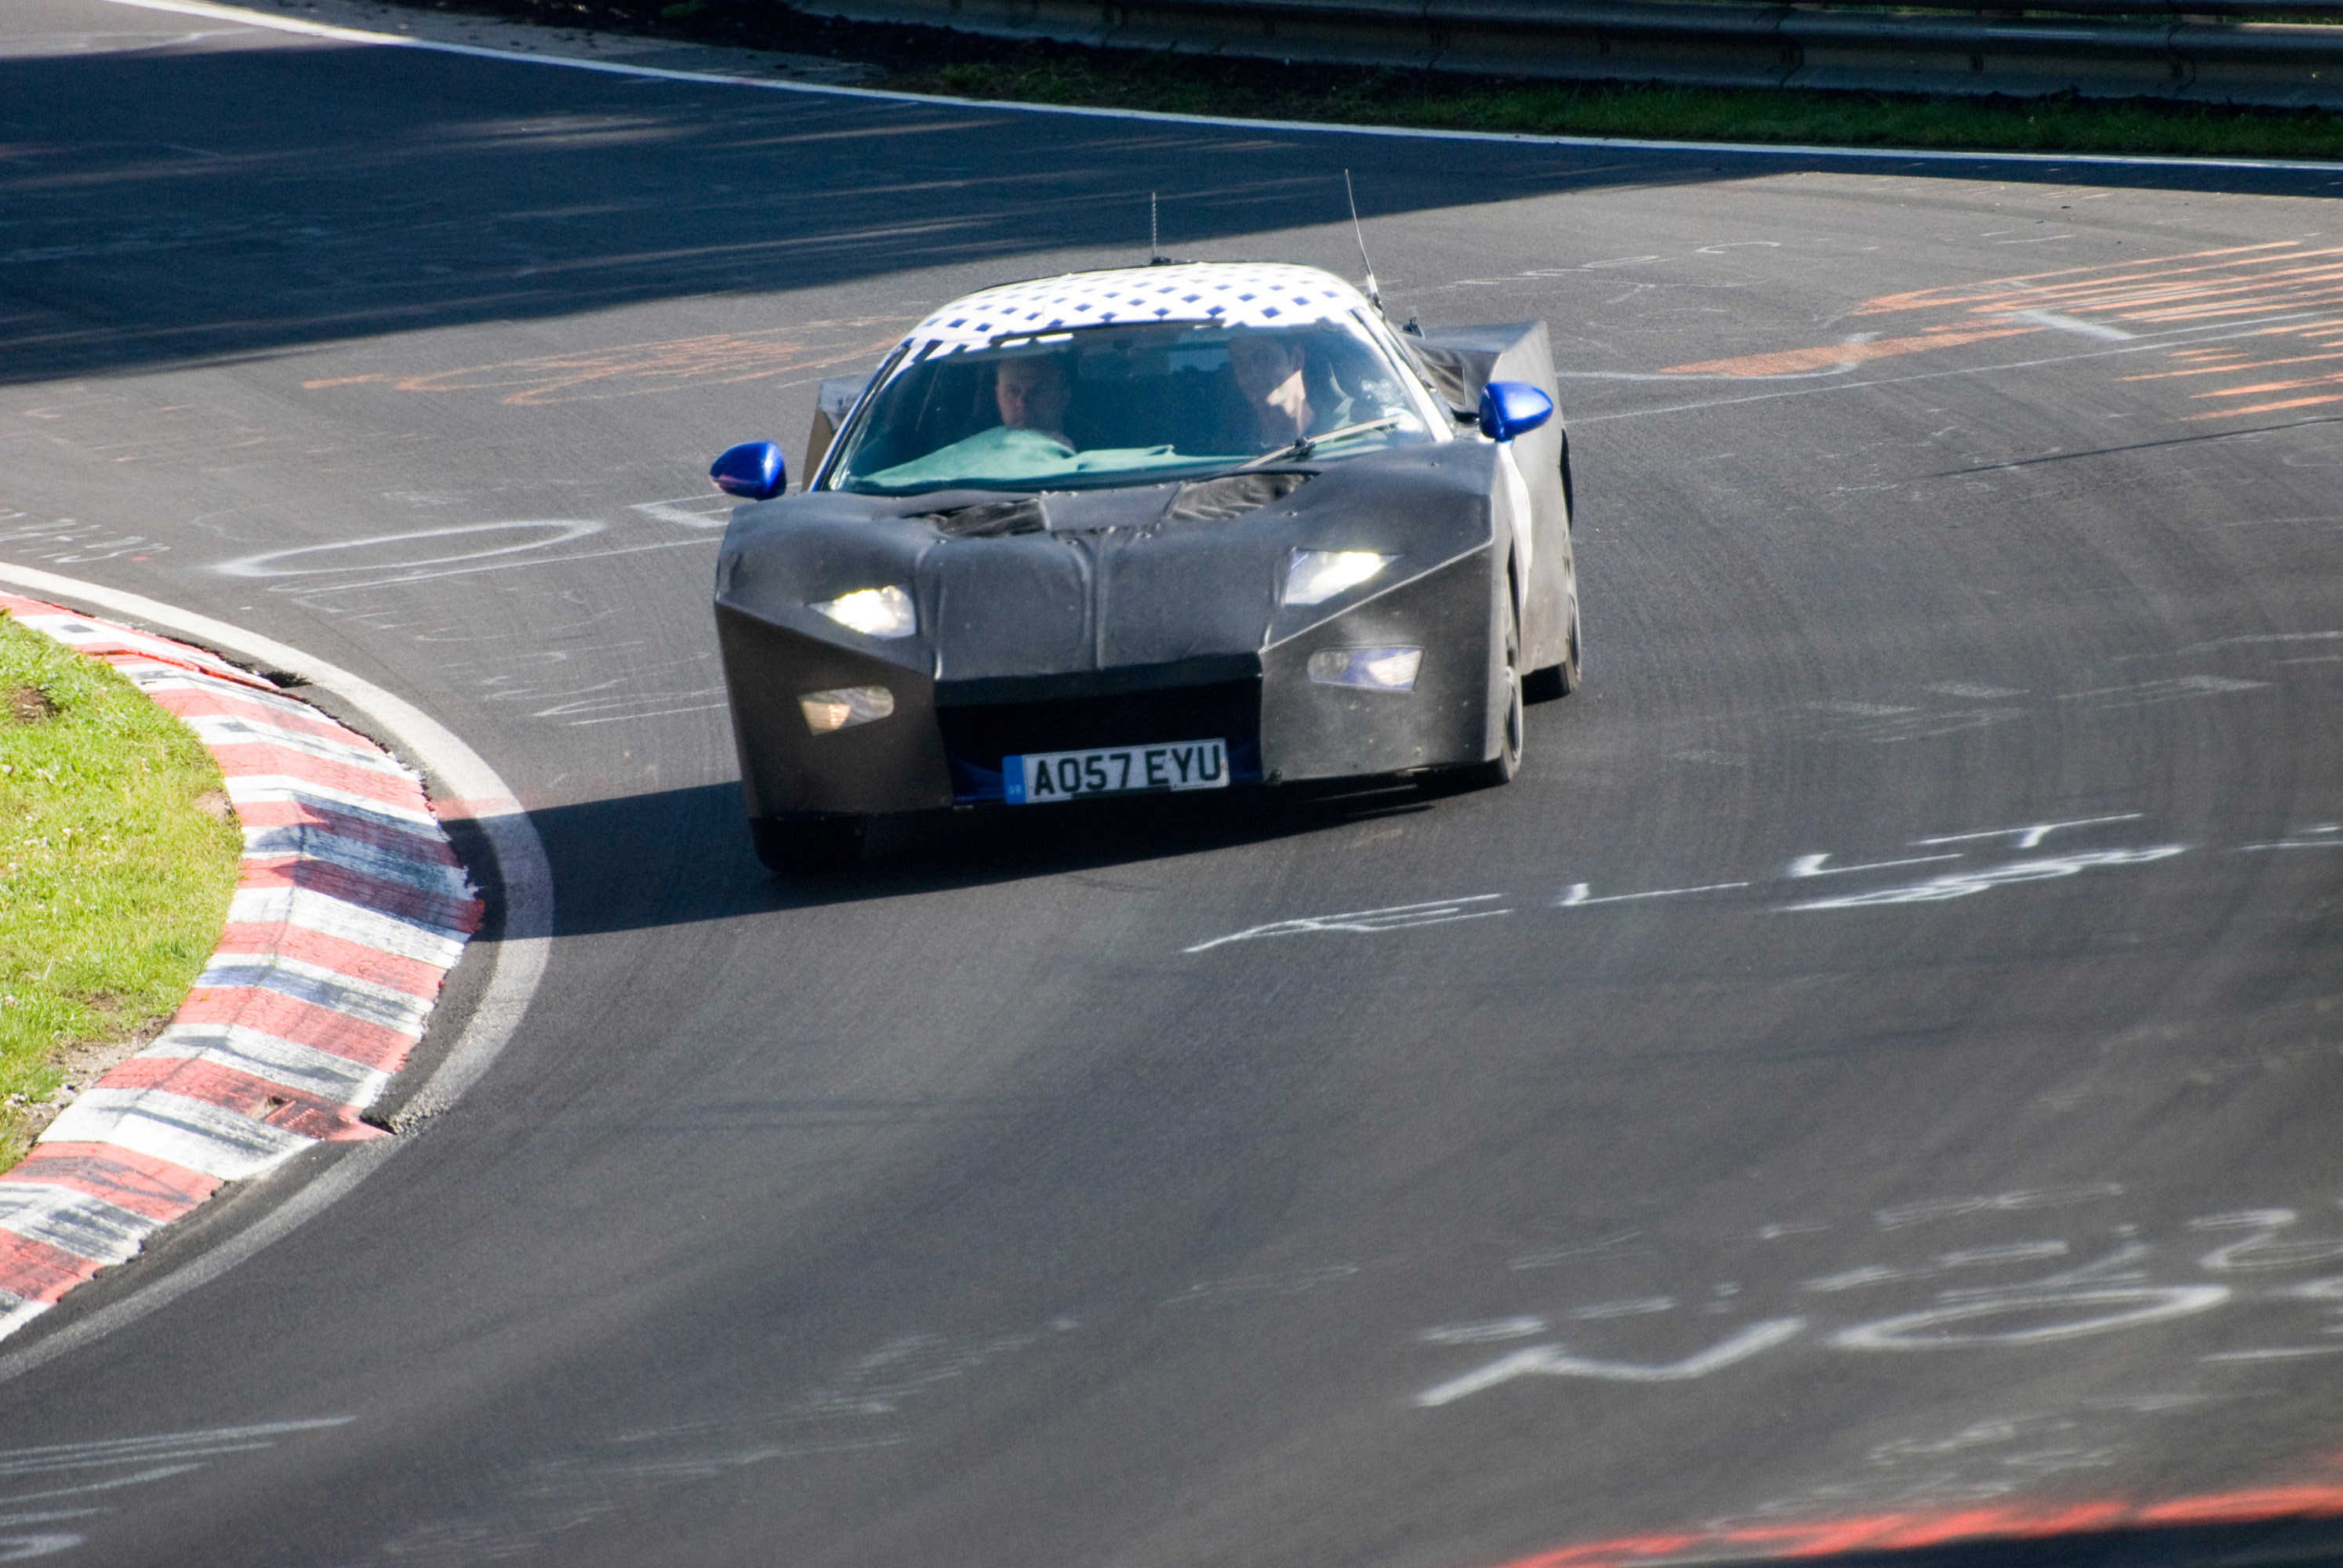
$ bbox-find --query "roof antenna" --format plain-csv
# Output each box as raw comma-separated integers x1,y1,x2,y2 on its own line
1344,169,1382,315
1150,191,1163,265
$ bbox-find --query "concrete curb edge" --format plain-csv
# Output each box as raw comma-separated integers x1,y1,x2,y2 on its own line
0,594,483,1342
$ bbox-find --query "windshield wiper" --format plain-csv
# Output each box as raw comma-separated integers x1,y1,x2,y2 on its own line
1229,416,1404,473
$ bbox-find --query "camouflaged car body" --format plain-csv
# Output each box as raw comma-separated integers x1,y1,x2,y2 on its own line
712,264,1573,822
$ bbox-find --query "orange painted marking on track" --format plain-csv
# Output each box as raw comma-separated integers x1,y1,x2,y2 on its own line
2194,372,2343,397
2138,1485,2343,1523
1662,241,2343,416
1662,326,2035,377
2185,393,2343,418
2124,351,2343,381
1471,1470,2343,1568
303,320,911,406
1847,241,2300,317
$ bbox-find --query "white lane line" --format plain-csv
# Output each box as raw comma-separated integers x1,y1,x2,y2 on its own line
0,562,551,1384
91,0,2343,174
1556,880,1749,906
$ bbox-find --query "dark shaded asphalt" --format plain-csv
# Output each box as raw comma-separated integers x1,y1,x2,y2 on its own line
5,4,2343,1563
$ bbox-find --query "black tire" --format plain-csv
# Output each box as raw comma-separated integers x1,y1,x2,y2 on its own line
1451,583,1524,791
1524,577,1581,704
1558,430,1576,524
750,815,864,874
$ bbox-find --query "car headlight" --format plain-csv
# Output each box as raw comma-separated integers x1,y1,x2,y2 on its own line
812,585,917,638
800,686,894,734
1308,647,1422,691
1284,550,1389,607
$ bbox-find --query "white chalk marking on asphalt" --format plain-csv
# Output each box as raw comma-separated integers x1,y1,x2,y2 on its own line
1830,1287,2229,1349
2002,309,2135,341
0,1421,354,1479
88,0,2343,174
1785,852,1962,878
0,563,550,1385
1567,1296,1677,1319
214,520,603,580
1419,1317,1549,1345
1183,896,1506,953
1913,814,2143,850
1415,1319,1806,1405
1783,845,2188,909
1556,880,1749,906
1509,1231,1650,1269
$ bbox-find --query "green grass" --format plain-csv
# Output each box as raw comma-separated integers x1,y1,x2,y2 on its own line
396,0,2343,161
0,614,242,1167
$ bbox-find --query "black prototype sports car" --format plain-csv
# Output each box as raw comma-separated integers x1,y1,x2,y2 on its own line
710,263,1580,872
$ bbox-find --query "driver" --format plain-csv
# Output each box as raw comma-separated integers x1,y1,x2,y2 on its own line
855,350,1075,488
993,353,1072,446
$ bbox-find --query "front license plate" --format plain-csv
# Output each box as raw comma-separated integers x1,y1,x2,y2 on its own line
1005,739,1230,804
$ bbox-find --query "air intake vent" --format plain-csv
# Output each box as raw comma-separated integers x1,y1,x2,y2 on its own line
1162,471,1310,524
920,497,1047,537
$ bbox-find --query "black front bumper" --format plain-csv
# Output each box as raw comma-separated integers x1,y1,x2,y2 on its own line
937,677,1265,804
716,545,1499,821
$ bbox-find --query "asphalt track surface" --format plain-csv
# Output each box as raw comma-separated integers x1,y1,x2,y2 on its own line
5,4,2343,1562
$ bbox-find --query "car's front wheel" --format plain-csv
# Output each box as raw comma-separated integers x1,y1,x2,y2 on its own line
750,814,865,874
1446,588,1524,791
1524,573,1580,703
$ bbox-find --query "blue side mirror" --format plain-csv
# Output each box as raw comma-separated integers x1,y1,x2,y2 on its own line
1478,381,1554,443
711,441,786,500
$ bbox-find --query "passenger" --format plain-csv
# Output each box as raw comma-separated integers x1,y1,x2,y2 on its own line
1227,332,1316,447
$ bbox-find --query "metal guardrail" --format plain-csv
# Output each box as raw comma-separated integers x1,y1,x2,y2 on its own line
1769,0,2343,13
796,0,2343,107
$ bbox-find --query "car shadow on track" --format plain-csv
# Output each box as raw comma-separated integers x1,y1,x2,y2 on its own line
530,775,1458,935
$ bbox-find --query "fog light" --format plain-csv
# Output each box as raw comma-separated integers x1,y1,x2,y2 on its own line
801,686,894,734
1307,647,1422,691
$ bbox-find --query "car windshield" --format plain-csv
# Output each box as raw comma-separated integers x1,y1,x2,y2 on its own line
823,316,1437,495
